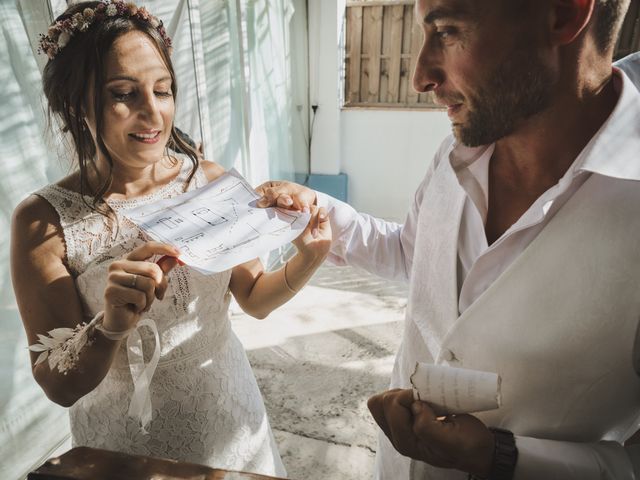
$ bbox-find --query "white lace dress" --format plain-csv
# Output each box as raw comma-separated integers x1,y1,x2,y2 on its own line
33,158,286,477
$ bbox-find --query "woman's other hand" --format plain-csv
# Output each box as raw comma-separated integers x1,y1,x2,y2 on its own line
103,241,181,333
292,206,331,262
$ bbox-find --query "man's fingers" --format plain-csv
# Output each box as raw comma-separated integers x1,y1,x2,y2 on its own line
410,401,444,441
254,181,279,197
367,393,393,441
255,181,315,212
256,186,285,207
393,388,417,408
383,390,422,458
275,195,294,207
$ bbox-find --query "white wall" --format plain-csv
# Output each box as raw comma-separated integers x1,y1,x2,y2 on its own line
340,109,451,222
308,0,454,221
307,0,341,175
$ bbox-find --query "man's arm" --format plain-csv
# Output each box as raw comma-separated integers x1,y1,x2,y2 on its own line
313,182,422,282
256,138,451,281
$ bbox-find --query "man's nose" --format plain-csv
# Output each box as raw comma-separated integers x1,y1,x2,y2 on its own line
412,36,443,93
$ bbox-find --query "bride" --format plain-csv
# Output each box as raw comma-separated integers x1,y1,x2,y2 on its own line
10,1,330,476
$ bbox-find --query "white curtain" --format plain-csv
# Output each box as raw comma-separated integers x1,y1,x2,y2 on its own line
0,0,308,477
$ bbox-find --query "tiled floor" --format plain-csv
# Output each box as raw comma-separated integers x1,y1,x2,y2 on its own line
231,264,408,480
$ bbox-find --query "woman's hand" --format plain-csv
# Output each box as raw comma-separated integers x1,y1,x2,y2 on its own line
102,241,181,333
292,206,331,262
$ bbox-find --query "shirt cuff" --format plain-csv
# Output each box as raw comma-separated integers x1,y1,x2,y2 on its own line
514,436,636,480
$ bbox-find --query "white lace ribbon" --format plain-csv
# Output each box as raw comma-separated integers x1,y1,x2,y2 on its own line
126,318,161,433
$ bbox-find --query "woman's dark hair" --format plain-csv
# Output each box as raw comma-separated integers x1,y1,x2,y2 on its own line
42,1,199,213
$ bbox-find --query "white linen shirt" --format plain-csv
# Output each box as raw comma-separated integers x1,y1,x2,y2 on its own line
618,51,640,89
317,58,640,479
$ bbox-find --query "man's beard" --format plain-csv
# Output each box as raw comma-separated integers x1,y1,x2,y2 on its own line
454,50,556,147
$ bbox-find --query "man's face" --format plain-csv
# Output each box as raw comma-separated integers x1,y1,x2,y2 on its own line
414,0,556,146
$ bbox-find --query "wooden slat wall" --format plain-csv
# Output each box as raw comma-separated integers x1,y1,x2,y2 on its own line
345,0,640,109
345,1,436,108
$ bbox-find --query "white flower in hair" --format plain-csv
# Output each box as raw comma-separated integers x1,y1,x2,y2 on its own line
58,31,71,49
106,3,118,16
149,17,159,28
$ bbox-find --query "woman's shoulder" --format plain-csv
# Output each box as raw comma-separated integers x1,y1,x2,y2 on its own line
12,191,66,259
199,160,225,183
14,171,80,226
13,171,88,244
54,171,83,194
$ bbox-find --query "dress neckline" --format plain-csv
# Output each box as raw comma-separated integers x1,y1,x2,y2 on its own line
50,157,191,210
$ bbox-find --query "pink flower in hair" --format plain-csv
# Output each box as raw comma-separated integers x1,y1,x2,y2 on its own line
126,3,138,15
137,6,150,20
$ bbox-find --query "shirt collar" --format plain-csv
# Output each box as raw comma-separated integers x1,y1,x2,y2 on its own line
574,68,640,180
448,68,640,182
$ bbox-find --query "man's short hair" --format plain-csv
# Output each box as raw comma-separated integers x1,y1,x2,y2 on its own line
595,0,631,52
506,0,630,53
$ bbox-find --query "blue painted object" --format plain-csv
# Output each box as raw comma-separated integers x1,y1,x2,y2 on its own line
294,173,348,202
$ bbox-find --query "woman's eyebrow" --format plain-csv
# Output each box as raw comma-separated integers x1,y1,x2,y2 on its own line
105,75,172,83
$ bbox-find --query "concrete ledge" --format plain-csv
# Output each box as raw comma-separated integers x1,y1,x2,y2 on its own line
295,173,348,202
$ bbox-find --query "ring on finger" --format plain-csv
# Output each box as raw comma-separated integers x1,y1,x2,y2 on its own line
130,274,137,289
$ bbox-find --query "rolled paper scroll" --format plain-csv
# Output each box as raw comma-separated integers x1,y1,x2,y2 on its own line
410,362,501,416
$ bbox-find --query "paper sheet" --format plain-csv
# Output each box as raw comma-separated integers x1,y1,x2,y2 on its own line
122,169,311,274
410,362,501,416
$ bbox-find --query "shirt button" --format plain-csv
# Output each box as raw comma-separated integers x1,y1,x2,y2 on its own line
442,349,457,362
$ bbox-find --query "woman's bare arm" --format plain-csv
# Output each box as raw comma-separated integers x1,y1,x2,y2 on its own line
11,195,178,407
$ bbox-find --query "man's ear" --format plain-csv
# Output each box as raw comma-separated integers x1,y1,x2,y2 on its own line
548,0,595,46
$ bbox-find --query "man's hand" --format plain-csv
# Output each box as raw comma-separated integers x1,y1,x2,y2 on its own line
255,180,316,212
367,389,495,477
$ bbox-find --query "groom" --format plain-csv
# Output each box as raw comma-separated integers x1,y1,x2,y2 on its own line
258,0,640,478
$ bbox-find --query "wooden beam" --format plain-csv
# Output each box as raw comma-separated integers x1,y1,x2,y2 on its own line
346,0,414,7
385,5,404,102
365,5,384,102
347,6,363,103
407,21,422,104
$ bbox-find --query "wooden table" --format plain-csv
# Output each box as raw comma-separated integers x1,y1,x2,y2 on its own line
28,446,287,480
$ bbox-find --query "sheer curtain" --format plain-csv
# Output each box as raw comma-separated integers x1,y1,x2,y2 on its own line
0,1,308,477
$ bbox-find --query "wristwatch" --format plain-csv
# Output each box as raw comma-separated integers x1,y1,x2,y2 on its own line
468,427,518,480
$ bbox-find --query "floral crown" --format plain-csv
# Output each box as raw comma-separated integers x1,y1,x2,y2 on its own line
38,0,172,60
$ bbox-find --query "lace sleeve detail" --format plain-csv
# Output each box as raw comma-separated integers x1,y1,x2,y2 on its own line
32,185,99,276
28,311,104,374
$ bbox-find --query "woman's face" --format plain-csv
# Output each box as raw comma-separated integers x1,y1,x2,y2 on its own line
86,30,175,169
